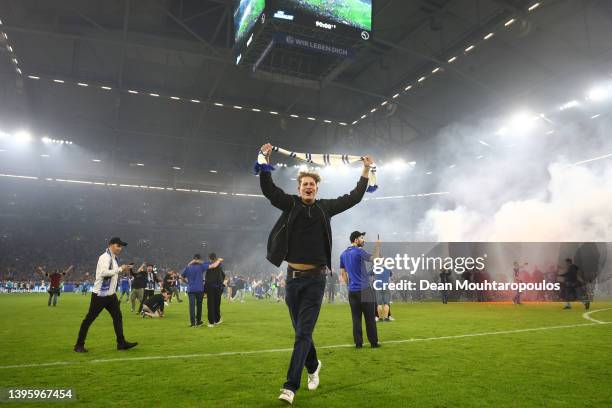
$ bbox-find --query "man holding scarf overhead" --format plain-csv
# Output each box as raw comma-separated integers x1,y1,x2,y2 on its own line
257,143,374,405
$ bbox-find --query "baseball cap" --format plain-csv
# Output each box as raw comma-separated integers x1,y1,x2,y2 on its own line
108,237,128,247
350,231,366,243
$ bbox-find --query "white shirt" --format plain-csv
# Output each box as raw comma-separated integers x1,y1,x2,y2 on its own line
92,249,122,296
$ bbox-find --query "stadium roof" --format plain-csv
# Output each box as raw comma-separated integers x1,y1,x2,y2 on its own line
1,0,611,183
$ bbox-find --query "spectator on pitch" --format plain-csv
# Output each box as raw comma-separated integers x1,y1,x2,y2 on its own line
461,268,473,301
439,268,452,304
162,270,175,302
234,275,247,303
473,268,485,302
559,258,590,310
182,254,223,328
74,237,137,352
512,261,527,305
118,273,131,302
531,265,545,301
227,275,236,302
375,266,393,320
139,263,159,313
327,270,337,303
142,289,172,318
38,265,73,306
278,275,286,301
170,270,183,303
130,263,146,312
258,143,373,404
204,253,226,326
81,279,90,295
340,231,381,349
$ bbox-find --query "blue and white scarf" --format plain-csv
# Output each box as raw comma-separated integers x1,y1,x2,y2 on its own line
254,146,378,193
98,249,117,297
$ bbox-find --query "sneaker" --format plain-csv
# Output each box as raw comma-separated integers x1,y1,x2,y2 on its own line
563,305,571,310
215,319,223,325
207,324,215,328
384,318,391,322
189,325,195,328
387,316,395,321
307,360,322,391
73,344,88,353
371,343,381,349
117,341,138,350
278,389,294,404
196,321,204,327
375,317,379,322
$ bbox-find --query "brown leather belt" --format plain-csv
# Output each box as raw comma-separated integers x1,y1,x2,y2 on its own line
287,265,328,279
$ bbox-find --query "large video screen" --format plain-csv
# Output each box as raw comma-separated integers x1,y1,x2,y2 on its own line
279,0,372,31
234,0,266,45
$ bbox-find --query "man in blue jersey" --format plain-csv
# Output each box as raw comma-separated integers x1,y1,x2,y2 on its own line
118,274,131,302
340,231,381,348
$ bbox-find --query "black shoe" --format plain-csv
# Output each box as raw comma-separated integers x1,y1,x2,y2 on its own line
355,344,363,349
196,321,204,327
563,305,571,310
189,324,195,328
585,302,590,310
73,344,88,353
117,341,138,350
371,343,381,349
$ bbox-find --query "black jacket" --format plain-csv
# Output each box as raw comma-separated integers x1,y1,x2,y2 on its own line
260,171,368,269
205,265,226,290
130,270,147,289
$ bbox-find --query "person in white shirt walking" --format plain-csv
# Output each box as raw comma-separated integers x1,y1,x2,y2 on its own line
74,237,138,353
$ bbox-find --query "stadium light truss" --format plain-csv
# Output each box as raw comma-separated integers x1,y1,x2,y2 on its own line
354,1,547,125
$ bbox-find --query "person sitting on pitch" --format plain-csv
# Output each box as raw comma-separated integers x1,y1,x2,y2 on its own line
142,289,172,318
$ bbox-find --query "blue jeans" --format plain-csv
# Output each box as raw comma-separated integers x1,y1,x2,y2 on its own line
187,292,204,325
283,274,326,392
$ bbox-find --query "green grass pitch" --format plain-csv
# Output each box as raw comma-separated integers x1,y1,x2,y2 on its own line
1,294,611,407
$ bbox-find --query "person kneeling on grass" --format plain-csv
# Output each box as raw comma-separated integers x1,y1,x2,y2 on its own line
142,289,172,318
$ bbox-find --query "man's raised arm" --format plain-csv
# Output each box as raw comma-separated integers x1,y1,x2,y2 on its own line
259,143,293,211
326,155,374,217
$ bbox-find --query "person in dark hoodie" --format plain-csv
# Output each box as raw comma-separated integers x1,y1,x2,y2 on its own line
204,253,226,327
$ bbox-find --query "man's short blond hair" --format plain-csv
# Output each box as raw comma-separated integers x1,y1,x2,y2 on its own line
297,171,321,185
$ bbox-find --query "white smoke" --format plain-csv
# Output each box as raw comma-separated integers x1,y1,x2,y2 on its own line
419,124,612,241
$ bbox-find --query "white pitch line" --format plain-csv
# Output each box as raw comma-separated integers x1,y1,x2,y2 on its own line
582,308,612,324
0,319,609,370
